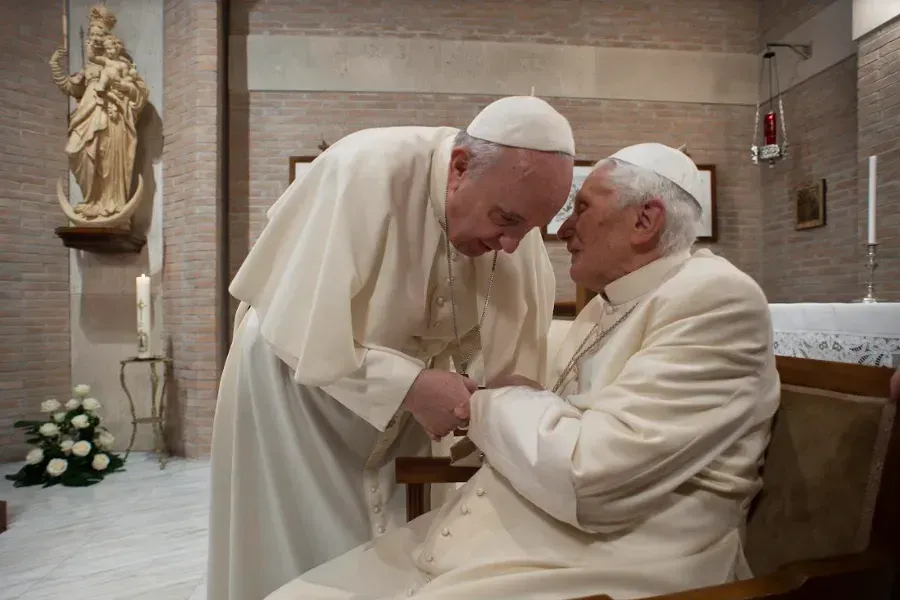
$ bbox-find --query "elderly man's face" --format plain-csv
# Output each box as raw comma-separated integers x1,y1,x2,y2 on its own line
558,163,665,291
445,148,572,257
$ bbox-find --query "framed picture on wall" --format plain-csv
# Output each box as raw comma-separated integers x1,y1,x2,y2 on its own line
795,179,826,230
695,164,717,242
289,156,318,184
542,160,595,240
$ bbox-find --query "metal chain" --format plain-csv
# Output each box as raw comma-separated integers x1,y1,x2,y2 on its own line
551,303,638,394
778,94,788,153
443,199,497,377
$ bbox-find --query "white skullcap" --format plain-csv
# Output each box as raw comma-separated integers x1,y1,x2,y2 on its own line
610,143,702,206
466,96,575,156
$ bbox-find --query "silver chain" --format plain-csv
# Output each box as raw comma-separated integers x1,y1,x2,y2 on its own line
551,303,638,394
777,94,788,153
443,199,497,377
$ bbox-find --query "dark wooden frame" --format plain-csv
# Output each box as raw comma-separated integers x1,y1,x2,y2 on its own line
695,163,717,243
288,155,319,184
396,356,899,600
795,179,826,231
541,160,596,240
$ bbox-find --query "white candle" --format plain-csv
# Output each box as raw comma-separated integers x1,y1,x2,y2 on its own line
868,155,877,245
136,274,151,358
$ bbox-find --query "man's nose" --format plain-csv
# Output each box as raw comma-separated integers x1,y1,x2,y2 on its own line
557,216,575,241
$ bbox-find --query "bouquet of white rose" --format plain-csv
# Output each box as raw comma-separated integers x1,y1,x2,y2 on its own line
5,384,126,487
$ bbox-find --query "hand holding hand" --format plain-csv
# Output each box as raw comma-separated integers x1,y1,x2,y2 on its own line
403,369,478,441
486,373,543,391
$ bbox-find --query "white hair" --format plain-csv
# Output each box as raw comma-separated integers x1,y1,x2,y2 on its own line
452,129,571,178
452,130,507,179
597,157,701,255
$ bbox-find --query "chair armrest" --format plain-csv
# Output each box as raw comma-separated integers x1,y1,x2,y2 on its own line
395,457,479,484
575,551,895,600
396,457,480,522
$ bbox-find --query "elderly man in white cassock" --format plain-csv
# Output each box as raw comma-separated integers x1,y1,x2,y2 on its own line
263,142,781,600
207,96,577,600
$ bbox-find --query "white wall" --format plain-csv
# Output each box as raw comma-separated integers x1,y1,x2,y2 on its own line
853,0,900,39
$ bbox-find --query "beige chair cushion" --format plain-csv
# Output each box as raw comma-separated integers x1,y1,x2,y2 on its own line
744,384,895,575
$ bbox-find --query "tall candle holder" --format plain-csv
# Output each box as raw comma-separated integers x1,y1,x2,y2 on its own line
856,243,879,304
119,355,172,469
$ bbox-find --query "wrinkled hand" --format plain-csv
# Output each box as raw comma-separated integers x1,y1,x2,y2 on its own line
486,373,544,391
403,369,478,441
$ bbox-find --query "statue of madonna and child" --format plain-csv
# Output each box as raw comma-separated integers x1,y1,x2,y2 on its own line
50,4,150,228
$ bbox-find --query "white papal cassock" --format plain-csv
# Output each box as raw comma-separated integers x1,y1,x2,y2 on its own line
265,248,781,600
207,126,556,600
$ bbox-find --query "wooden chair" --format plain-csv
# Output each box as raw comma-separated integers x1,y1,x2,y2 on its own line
395,356,899,599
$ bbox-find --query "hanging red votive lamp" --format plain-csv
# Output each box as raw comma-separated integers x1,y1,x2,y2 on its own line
751,42,811,166
763,111,777,146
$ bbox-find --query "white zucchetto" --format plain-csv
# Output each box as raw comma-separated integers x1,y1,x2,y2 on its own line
466,96,575,156
610,143,703,206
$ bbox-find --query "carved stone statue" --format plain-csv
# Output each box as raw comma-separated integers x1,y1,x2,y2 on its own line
50,4,149,228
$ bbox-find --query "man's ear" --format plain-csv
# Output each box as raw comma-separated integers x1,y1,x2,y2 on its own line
633,198,665,243
449,148,471,179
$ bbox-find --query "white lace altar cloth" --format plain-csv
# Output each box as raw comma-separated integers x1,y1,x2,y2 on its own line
770,303,900,367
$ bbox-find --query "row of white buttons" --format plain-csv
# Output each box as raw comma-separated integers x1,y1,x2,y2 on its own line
430,488,485,546
367,481,387,536
409,487,487,596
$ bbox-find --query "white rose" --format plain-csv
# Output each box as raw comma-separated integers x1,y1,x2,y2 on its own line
82,397,101,411
95,430,115,449
41,398,61,413
65,398,81,410
71,414,90,429
73,384,91,397
46,458,68,477
91,453,110,471
53,411,66,423
72,440,92,457
39,422,60,437
26,448,44,465
60,439,74,454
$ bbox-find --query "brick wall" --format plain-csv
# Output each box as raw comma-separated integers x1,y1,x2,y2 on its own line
230,0,762,305
233,0,758,52
858,19,900,301
163,0,223,457
0,3,71,462
760,57,860,302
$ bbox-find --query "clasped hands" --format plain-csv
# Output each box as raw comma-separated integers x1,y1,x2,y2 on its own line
402,369,542,441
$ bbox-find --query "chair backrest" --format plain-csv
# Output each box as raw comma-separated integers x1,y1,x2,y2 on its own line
744,356,897,576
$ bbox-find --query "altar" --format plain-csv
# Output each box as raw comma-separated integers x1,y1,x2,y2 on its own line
769,303,900,367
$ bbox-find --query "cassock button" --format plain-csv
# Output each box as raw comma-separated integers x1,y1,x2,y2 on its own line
370,486,378,493
377,525,386,534
475,488,486,497
435,296,445,307
441,528,451,537
373,507,382,514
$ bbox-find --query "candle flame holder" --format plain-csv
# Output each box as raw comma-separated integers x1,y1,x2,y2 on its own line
856,243,879,304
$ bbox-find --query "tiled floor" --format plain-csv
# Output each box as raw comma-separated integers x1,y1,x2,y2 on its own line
0,453,210,600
